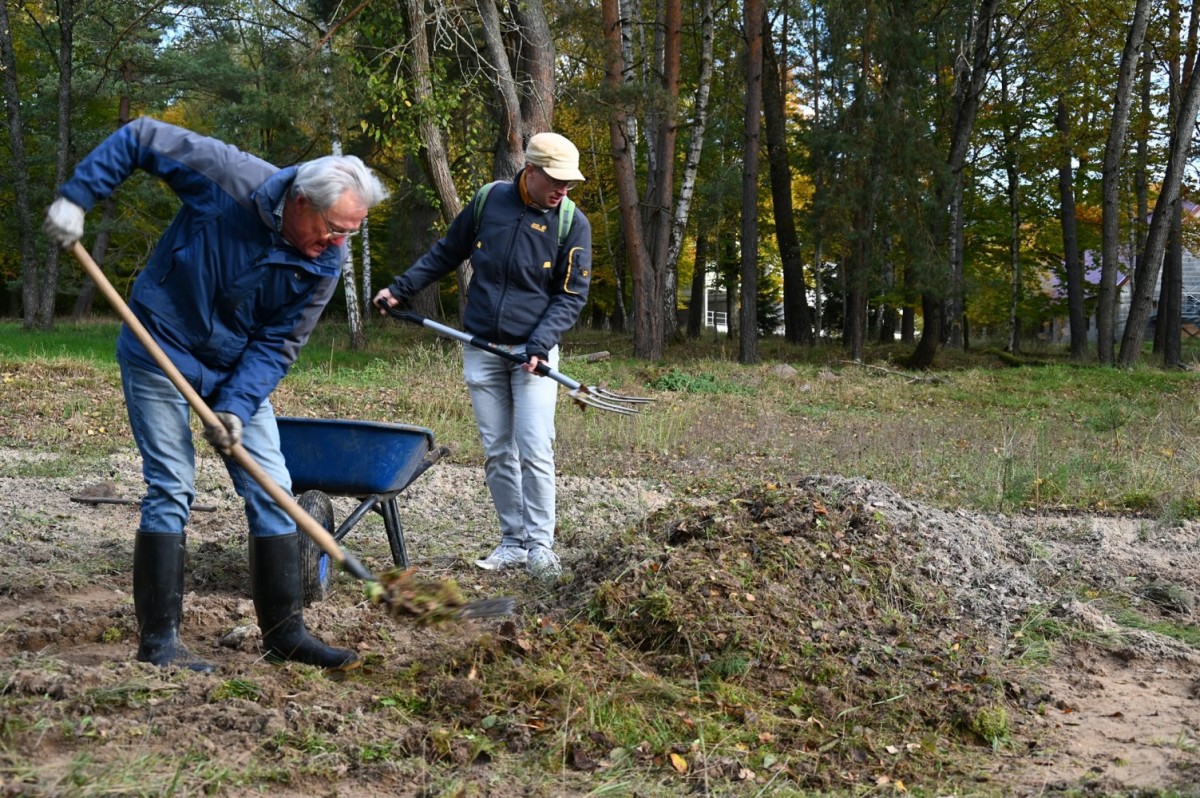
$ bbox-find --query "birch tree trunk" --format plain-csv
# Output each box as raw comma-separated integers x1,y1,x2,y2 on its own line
644,0,679,350
618,0,638,185
664,0,714,338
1005,135,1021,355
1000,63,1024,355
320,36,365,350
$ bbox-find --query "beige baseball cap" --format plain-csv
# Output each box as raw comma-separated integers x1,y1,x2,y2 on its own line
525,132,586,183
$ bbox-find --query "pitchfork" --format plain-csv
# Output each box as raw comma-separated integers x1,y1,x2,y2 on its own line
377,303,654,415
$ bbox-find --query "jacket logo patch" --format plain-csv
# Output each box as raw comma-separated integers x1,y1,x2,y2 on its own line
531,223,548,233
543,261,552,269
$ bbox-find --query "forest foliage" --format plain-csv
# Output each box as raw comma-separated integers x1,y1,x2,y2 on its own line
3,0,1200,366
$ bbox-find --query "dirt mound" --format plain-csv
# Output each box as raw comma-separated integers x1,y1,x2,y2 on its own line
571,480,1012,790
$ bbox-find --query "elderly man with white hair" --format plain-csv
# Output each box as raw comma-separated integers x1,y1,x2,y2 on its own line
44,117,389,673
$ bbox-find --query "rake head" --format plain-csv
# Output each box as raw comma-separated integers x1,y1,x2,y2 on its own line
368,568,516,624
567,385,656,415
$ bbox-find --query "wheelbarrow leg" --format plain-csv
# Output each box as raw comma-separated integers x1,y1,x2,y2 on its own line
336,496,383,544
379,496,410,568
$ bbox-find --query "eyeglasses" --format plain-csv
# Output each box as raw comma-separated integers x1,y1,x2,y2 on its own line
536,166,579,192
319,209,361,240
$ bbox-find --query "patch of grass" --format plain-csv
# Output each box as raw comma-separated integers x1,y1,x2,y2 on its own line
376,689,430,713
1115,609,1200,647
210,678,264,702
649,367,755,395
356,740,399,762
54,750,236,796
84,681,181,710
0,321,123,362
1007,613,1073,666
268,730,339,756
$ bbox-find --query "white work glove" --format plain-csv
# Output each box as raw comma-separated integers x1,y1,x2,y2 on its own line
203,412,243,456
43,197,86,248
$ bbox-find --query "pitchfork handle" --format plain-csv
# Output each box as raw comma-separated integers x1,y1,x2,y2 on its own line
377,302,558,379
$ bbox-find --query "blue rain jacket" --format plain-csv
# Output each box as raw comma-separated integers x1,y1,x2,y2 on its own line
57,117,344,424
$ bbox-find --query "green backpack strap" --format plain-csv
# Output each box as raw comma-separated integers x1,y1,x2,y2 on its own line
472,181,500,234
473,181,575,248
557,196,576,247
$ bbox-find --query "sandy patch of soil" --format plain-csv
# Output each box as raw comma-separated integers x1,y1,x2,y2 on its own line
802,477,1200,794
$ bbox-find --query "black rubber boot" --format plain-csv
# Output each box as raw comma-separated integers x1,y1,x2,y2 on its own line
133,532,215,673
250,534,360,671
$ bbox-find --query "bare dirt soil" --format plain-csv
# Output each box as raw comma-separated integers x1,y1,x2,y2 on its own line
1,445,1198,796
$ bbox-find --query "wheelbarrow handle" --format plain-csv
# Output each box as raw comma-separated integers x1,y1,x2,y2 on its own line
378,303,582,391
70,242,378,585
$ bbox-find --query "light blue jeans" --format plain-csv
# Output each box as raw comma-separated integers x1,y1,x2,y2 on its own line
120,357,294,537
462,344,559,551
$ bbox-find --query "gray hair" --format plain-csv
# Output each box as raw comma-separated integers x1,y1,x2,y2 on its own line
293,155,390,210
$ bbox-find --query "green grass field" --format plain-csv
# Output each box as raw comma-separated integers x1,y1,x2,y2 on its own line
5,317,1197,518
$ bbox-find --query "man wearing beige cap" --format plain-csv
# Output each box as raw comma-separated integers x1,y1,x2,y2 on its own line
374,132,591,581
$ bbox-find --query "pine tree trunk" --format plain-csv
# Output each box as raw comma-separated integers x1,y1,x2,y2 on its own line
1057,96,1087,360
0,0,38,326
603,0,658,358
738,0,763,365
763,14,812,345
1118,50,1200,365
1099,0,1152,364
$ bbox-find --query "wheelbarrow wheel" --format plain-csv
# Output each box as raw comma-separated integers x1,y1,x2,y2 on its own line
296,490,335,606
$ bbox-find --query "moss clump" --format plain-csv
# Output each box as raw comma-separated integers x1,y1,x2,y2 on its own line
969,704,1010,749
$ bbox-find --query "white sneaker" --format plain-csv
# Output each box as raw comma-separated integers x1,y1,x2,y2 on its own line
475,545,528,571
526,547,562,581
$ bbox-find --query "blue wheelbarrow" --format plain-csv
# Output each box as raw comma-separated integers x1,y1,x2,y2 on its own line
276,417,448,605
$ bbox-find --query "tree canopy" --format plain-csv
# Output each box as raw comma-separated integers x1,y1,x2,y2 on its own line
4,0,1199,366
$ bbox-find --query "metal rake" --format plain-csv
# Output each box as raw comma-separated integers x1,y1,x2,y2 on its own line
379,304,654,415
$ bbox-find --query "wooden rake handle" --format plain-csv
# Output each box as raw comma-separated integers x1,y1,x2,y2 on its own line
69,242,377,583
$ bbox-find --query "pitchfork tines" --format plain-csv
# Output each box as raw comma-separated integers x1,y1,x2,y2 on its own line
566,383,654,415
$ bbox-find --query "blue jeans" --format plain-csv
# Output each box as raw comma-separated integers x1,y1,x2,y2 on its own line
120,357,294,537
462,344,559,551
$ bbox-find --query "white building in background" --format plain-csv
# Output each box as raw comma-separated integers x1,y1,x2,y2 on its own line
1043,247,1200,344
1114,248,1200,340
